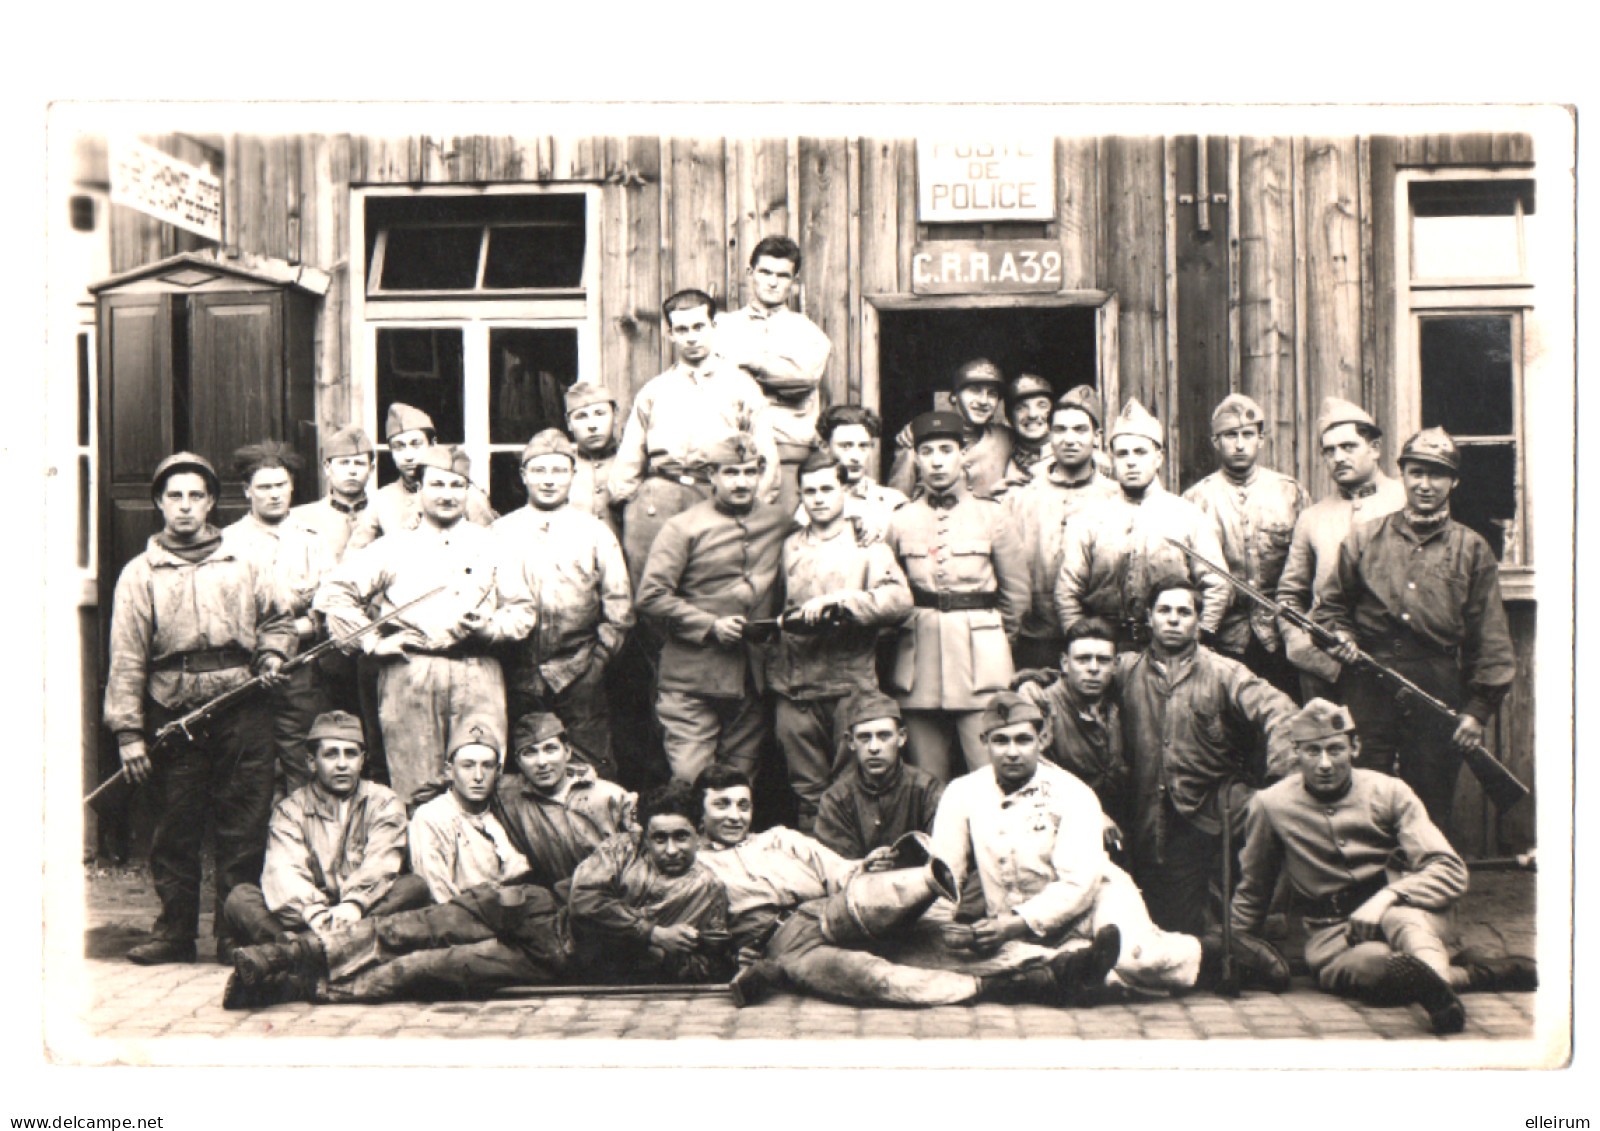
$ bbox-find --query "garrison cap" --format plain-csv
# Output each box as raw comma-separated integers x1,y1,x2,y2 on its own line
1055,385,1103,429
1107,399,1164,448
1210,393,1266,435
1397,427,1461,474
952,358,1006,393
323,425,374,460
415,444,472,481
839,690,903,733
521,428,577,466
1289,698,1357,743
1008,373,1055,405
701,431,766,468
307,710,365,747
1317,396,1380,440
798,447,841,477
564,381,616,414
979,691,1047,738
150,451,220,501
908,410,968,447
511,712,567,753
385,402,436,441
448,720,501,760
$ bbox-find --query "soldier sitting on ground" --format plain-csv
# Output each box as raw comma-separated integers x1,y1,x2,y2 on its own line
1229,698,1537,1035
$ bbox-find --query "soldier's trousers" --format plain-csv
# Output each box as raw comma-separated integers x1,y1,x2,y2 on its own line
1338,652,1465,832
146,698,276,944
376,653,506,807
1304,904,1465,996
902,710,990,784
270,663,328,797
317,883,568,1002
772,694,850,828
508,659,618,782
656,685,767,784
1130,804,1220,938
221,874,433,945
766,900,984,1007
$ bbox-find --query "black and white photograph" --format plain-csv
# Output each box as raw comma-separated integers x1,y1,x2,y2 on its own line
31,97,1575,1100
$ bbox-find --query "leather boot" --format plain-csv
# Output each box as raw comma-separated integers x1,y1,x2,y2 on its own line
222,968,316,1011
233,935,327,989
127,938,197,966
1047,925,1121,1004
1459,955,1538,993
1366,953,1466,1035
977,967,1060,1005
729,960,788,1009
1197,929,1292,993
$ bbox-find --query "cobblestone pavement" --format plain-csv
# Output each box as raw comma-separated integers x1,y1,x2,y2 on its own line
63,866,1539,1053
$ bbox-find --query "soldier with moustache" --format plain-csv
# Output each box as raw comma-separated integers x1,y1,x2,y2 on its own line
345,403,497,554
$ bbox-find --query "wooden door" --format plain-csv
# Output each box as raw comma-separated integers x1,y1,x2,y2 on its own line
188,290,285,528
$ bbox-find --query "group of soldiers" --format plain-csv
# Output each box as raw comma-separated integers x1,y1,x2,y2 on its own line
104,235,1535,1035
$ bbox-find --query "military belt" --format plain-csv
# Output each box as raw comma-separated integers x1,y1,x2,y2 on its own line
911,589,999,613
151,646,252,674
1301,872,1390,922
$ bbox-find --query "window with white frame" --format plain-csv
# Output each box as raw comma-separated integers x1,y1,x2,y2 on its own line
355,187,601,515
1397,172,1535,584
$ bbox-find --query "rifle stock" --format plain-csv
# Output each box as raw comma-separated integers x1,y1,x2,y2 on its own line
1161,537,1529,812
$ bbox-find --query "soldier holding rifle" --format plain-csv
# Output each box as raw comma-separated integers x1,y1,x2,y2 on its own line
105,453,296,965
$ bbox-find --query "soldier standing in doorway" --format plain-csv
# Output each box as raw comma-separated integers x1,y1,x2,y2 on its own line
888,358,1015,501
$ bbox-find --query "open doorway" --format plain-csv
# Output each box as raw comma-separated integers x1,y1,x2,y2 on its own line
869,296,1108,480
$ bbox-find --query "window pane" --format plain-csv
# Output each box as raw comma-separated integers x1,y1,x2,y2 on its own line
1410,180,1530,280
375,328,465,485
487,328,580,445
1419,315,1514,436
1450,443,1518,562
483,224,586,289
378,227,481,290
488,451,527,517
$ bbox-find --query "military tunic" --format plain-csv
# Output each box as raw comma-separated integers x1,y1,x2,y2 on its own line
888,420,1014,501
568,443,621,539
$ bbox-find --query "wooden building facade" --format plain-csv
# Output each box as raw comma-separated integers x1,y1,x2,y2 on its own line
71,127,1564,856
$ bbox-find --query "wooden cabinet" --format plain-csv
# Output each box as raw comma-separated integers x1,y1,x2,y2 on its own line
92,255,320,646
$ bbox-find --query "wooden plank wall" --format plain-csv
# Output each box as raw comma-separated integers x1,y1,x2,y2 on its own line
102,128,1541,854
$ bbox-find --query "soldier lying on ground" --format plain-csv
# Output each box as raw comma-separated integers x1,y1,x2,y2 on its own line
1229,698,1536,1035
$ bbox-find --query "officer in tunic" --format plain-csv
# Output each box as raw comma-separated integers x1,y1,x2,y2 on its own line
1182,393,1309,696
1276,397,1407,701
883,411,1029,782
1315,428,1516,832
887,358,1015,501
345,403,497,554
1055,399,1231,651
105,452,295,964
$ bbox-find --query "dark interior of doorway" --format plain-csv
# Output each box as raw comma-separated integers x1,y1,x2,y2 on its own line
875,304,1098,480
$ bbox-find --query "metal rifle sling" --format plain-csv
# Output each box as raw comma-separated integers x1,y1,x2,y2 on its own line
1160,537,1529,811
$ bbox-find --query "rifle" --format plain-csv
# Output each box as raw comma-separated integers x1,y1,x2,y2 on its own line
1216,785,1240,998
1162,537,1528,811
86,584,449,813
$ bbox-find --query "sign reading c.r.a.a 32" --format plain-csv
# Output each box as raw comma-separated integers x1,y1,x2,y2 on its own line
916,141,1055,222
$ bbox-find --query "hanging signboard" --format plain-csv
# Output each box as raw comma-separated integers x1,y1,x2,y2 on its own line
109,139,223,241
917,141,1055,223
911,240,1064,295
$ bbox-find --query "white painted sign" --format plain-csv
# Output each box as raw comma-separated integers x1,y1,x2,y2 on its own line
109,139,222,240
917,140,1055,222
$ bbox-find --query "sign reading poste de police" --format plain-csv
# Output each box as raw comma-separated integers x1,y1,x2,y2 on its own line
917,141,1055,222
911,240,1065,295
110,138,223,241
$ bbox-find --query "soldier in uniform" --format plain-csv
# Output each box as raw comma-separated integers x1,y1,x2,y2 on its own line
1316,428,1516,832
562,381,623,540
888,358,1015,500
1055,398,1231,652
314,447,533,806
813,690,945,860
802,404,908,539
105,452,294,964
223,441,337,796
883,411,1029,782
635,433,791,784
291,424,375,563
715,235,834,516
1276,397,1407,701
1182,394,1309,696
770,450,913,831
346,403,496,554
1001,385,1121,670
1231,699,1536,1034
608,289,781,588
494,428,634,781
1001,372,1056,484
